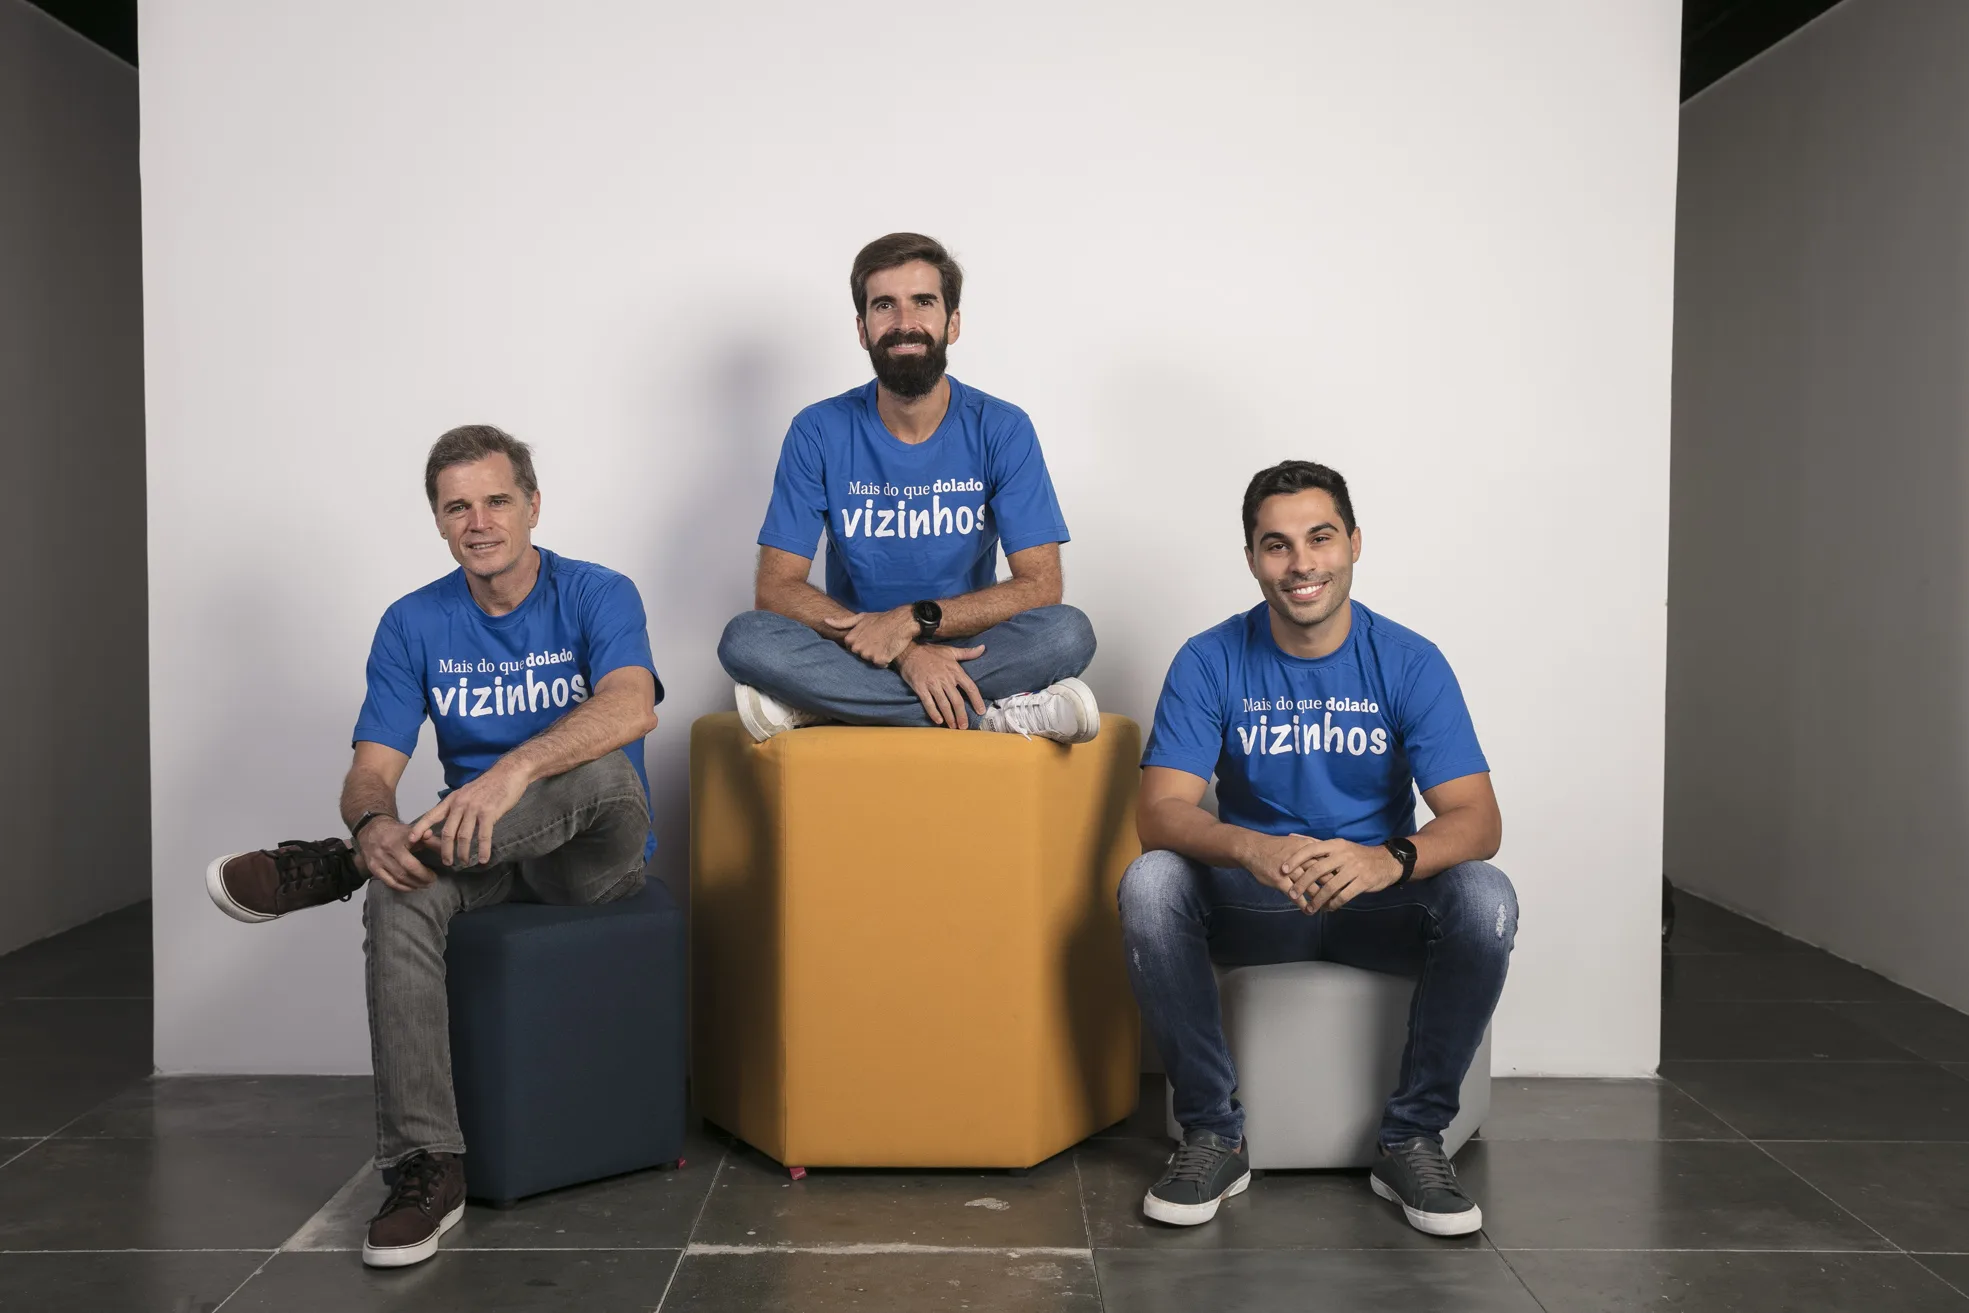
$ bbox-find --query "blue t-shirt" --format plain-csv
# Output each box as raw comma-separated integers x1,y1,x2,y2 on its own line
1143,602,1488,845
352,548,663,856
756,376,1070,613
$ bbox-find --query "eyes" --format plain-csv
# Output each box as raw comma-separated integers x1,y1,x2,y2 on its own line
443,495,514,517
870,294,941,312
1264,534,1334,553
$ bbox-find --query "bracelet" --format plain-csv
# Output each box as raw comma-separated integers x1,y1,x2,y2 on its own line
350,810,392,840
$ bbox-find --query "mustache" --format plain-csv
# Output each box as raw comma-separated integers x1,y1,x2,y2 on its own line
876,329,938,350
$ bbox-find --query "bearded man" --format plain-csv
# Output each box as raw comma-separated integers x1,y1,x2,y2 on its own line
718,232,1100,743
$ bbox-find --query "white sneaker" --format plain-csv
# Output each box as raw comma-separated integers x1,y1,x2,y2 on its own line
978,677,1100,744
734,685,829,743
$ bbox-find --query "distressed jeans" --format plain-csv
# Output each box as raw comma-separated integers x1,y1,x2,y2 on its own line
1118,849,1518,1147
715,605,1097,727
362,752,651,1169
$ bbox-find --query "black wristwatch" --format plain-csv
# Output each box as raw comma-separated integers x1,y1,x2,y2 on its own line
351,810,390,841
911,599,943,640
1384,836,1418,886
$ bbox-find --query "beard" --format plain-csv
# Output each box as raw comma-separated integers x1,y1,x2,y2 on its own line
868,329,948,399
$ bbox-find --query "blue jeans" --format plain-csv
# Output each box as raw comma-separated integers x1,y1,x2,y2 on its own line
1118,849,1517,1147
716,605,1097,727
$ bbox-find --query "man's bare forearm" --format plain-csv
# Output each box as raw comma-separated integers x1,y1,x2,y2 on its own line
1140,797,1267,872
339,772,401,831
757,571,1057,642
1408,805,1502,880
933,573,1061,639
493,685,658,786
757,573,857,636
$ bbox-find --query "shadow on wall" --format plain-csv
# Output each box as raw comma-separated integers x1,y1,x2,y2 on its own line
643,334,794,901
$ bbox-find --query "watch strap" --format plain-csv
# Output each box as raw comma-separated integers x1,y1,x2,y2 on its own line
351,810,390,840
1384,836,1418,885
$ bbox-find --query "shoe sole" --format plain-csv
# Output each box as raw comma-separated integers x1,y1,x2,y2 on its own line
205,854,278,924
1141,1168,1250,1226
1370,1174,1484,1236
1049,677,1101,744
362,1200,465,1268
734,686,777,743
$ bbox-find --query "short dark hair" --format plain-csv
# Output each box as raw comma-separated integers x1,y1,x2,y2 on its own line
424,425,538,506
850,232,964,318
1242,460,1357,547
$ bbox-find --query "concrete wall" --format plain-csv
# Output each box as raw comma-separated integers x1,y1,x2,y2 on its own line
1668,0,1969,1010
0,0,149,957
142,0,1681,1075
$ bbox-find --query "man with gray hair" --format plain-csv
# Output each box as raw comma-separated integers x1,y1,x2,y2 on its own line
205,425,663,1269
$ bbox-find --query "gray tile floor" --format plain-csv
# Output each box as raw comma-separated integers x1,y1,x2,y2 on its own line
2,895,1968,1310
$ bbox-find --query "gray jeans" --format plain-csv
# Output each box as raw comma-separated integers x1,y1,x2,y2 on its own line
362,751,651,1169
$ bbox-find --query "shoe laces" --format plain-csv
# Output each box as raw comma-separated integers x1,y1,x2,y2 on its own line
1393,1140,1462,1196
271,839,363,903
1164,1137,1231,1186
985,690,1050,739
377,1153,450,1218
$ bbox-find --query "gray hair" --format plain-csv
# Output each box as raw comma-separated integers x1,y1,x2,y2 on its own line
424,425,538,505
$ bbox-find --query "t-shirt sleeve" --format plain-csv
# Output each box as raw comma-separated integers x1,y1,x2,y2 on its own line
756,418,829,560
1397,644,1489,792
351,608,426,756
581,572,664,704
1141,641,1226,782
985,412,1070,555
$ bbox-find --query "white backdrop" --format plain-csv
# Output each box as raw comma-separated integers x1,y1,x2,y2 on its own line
142,0,1680,1075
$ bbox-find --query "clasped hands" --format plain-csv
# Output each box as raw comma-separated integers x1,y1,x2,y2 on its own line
351,763,532,893
824,607,984,731
1244,831,1405,915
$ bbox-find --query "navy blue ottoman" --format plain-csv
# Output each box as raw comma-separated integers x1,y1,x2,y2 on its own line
444,878,687,1205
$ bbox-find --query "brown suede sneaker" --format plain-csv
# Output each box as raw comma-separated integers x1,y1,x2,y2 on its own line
363,1151,466,1269
205,838,367,923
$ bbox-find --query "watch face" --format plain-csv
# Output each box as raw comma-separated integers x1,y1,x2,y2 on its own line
915,601,942,626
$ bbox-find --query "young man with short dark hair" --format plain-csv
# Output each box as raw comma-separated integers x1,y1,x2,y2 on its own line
205,425,663,1268
1122,460,1515,1235
718,232,1100,743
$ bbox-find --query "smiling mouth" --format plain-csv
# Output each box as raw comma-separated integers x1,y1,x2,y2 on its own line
464,541,502,554
1284,580,1327,602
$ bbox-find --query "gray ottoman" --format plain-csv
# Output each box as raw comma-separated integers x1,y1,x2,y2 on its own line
1164,961,1491,1168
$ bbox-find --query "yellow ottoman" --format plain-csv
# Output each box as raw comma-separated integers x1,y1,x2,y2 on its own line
689,712,1143,1170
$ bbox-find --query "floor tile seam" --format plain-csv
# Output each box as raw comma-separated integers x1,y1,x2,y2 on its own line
1667,997,1927,1005
1659,1057,1938,1065
686,1244,1096,1257
1071,1146,1106,1311
1654,1070,1910,1255
1481,1233,1555,1313
1741,1114,1911,1257
1486,1246,1928,1255
1748,1139,1969,1146
0,1096,117,1173
1908,1255,1969,1302
51,1132,378,1142
1806,1001,1951,1063
653,1145,727,1313
0,1248,279,1255
278,1245,692,1254
209,1249,280,1313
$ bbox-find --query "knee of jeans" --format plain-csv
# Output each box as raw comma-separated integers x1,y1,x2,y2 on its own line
575,749,644,801
716,610,778,684
361,879,444,938
1046,605,1098,674
1436,860,1518,951
1117,849,1198,930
